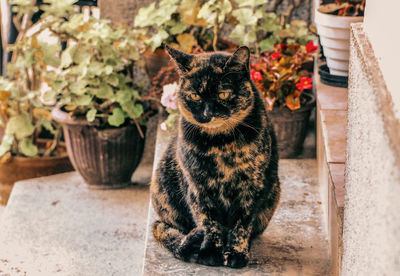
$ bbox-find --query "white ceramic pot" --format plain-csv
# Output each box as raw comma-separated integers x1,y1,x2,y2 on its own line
315,7,363,76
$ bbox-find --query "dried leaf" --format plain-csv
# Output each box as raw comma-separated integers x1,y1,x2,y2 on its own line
318,3,347,14
177,33,197,53
0,91,10,101
64,105,77,111
33,108,52,121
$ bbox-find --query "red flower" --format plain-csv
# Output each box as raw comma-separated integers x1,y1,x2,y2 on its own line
280,43,287,51
251,69,263,82
305,41,318,53
296,77,313,90
271,51,281,60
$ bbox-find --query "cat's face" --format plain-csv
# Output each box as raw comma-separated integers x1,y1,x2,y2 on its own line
166,46,254,133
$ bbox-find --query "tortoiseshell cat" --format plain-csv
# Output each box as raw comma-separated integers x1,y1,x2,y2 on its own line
151,46,280,268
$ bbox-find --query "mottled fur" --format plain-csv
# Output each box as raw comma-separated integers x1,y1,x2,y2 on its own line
151,46,280,268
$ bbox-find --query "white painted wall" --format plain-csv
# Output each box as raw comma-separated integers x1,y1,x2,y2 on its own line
364,0,400,120
341,1,400,273
342,37,400,274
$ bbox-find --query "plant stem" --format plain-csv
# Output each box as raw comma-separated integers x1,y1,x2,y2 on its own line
132,117,144,139
212,11,220,52
43,128,61,157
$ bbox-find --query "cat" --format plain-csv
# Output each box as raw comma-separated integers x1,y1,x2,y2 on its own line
151,45,280,268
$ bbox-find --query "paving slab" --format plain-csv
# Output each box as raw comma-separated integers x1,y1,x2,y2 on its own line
143,151,330,275
0,172,150,276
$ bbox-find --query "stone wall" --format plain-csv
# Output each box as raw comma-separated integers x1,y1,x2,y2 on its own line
99,0,314,26
341,23,400,275
99,0,154,27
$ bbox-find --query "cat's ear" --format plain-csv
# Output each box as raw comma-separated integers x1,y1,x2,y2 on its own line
224,46,250,72
165,45,194,73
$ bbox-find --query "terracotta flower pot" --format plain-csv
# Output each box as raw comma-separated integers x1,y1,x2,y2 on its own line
267,93,315,158
0,141,73,186
52,107,146,189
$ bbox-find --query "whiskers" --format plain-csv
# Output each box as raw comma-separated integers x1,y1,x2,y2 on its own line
228,117,261,136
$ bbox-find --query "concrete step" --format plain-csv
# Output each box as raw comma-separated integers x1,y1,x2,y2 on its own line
142,130,330,275
0,172,150,275
316,73,348,275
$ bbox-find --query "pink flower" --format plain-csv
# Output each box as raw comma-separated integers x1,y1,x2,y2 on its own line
161,82,179,110
160,122,167,131
251,69,263,82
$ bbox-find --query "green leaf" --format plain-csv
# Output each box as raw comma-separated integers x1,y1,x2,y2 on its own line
146,30,169,52
69,80,87,95
122,102,143,119
87,62,104,76
243,30,257,45
105,74,119,87
86,109,97,122
73,49,91,64
0,134,14,157
259,36,278,51
97,82,114,99
169,20,187,35
229,25,246,45
40,118,56,135
260,13,281,33
61,48,72,68
198,0,232,24
52,79,68,91
232,8,257,25
42,43,61,67
236,0,269,7
115,88,132,105
75,94,92,106
5,114,35,140
132,103,144,118
134,2,157,27
43,89,56,102
108,107,125,127
19,138,38,157
104,65,113,75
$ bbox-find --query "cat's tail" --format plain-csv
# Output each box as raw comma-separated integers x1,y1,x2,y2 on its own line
152,220,204,261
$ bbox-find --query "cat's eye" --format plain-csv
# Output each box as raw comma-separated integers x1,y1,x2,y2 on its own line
190,93,201,101
219,92,230,100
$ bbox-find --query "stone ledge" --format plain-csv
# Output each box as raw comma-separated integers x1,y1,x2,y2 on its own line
316,75,348,111
143,127,330,275
319,109,347,164
316,73,348,276
144,159,330,275
0,172,149,275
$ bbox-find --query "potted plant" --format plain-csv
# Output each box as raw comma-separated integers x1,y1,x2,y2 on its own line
250,41,318,157
35,0,148,188
134,0,238,79
315,0,365,76
0,0,73,187
0,76,73,186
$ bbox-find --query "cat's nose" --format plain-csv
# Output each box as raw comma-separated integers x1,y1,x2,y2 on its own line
203,103,214,118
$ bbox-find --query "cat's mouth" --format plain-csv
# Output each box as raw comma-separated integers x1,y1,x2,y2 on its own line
201,118,226,128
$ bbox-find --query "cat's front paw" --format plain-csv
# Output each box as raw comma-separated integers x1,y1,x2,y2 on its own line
176,228,205,261
224,250,249,268
197,235,224,266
